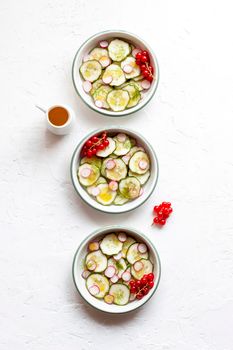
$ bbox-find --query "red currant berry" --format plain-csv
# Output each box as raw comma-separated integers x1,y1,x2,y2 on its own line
153,205,159,213
142,50,149,57
140,64,147,71
92,147,97,155
103,139,109,147
141,277,148,286
141,55,148,63
136,292,143,300
158,211,163,219
87,149,93,158
147,273,154,281
147,75,153,82
136,59,141,66
86,140,92,148
142,69,150,78
91,136,99,143
148,65,153,74
142,287,149,295
162,208,169,218
97,143,104,151
83,145,87,150
129,280,135,286
160,219,166,226
83,151,87,157
168,207,173,214
135,280,141,289
130,286,137,294
136,52,142,60
153,217,159,224
148,281,154,289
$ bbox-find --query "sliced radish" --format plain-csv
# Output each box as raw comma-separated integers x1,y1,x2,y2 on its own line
134,260,144,272
91,187,100,196
118,232,127,242
102,75,112,84
89,284,100,296
105,265,116,278
129,293,136,301
117,133,127,142
88,241,100,251
132,48,141,58
139,159,148,170
82,80,92,93
106,159,116,170
122,155,130,164
99,40,108,48
122,271,131,282
123,64,133,74
99,56,111,68
104,294,114,304
83,54,90,62
86,259,96,271
141,79,151,90
109,181,118,191
95,100,103,108
113,252,122,261
81,168,91,178
138,243,148,254
82,270,91,279
110,274,119,283
139,188,144,196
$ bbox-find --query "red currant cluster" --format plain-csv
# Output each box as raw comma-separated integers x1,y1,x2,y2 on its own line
82,132,109,158
135,50,154,82
153,202,173,226
129,273,154,300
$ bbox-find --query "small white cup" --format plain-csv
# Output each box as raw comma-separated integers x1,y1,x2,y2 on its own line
45,104,74,135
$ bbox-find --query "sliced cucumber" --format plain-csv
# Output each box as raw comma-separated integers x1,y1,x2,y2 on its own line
121,56,140,79
100,233,123,255
113,134,131,156
81,155,102,168
129,138,137,147
107,90,130,112
96,183,117,205
126,242,149,264
119,176,141,199
122,146,145,165
128,170,150,185
89,48,109,61
93,85,113,109
96,137,116,157
108,153,118,159
129,80,143,92
133,74,144,81
80,60,102,82
131,258,153,280
86,273,109,299
106,158,127,181
129,151,150,174
85,250,108,272
108,257,127,277
108,39,131,62
122,83,141,108
90,79,103,96
113,193,129,205
109,283,130,305
86,176,107,195
102,64,126,87
121,236,136,258
78,163,100,187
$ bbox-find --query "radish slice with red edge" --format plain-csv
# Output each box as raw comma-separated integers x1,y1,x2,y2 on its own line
134,260,144,272
82,270,91,279
105,265,116,278
132,48,141,58
110,274,119,283
117,133,127,142
82,80,92,93
113,252,122,261
139,159,148,170
123,65,133,74
106,159,116,170
129,293,136,301
141,80,151,90
118,232,127,242
83,54,90,62
91,187,100,196
102,76,112,84
109,181,118,191
81,168,91,178
122,155,130,164
104,294,114,304
95,100,103,108
122,271,131,282
99,40,108,48
138,243,147,254
89,284,100,296
86,259,96,271
99,56,111,68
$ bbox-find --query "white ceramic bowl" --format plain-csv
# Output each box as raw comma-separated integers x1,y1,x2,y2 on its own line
70,126,159,214
72,225,161,314
72,30,159,117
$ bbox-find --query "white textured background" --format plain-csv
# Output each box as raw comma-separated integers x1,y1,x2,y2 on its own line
0,0,233,349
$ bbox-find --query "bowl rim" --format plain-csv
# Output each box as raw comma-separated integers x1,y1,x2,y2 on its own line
72,225,161,314
70,126,159,214
72,29,160,117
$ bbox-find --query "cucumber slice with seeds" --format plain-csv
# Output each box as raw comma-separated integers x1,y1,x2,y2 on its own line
113,193,129,205
122,83,141,108
113,135,131,156
85,250,108,272
129,151,150,174
93,85,113,109
102,64,126,87
105,158,127,181
96,137,116,157
81,155,102,168
80,60,102,82
122,237,136,258
121,56,140,79
108,257,127,277
86,273,109,298
126,242,149,264
129,80,143,92
108,39,131,62
122,146,145,165
89,48,109,61
78,163,100,187
128,170,150,185
119,176,141,199
96,183,117,205
100,233,123,255
107,90,130,112
131,258,153,280
109,283,130,305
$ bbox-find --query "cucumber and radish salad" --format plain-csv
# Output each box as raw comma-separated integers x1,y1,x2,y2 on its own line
77,131,151,206
80,38,154,111
82,232,155,305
